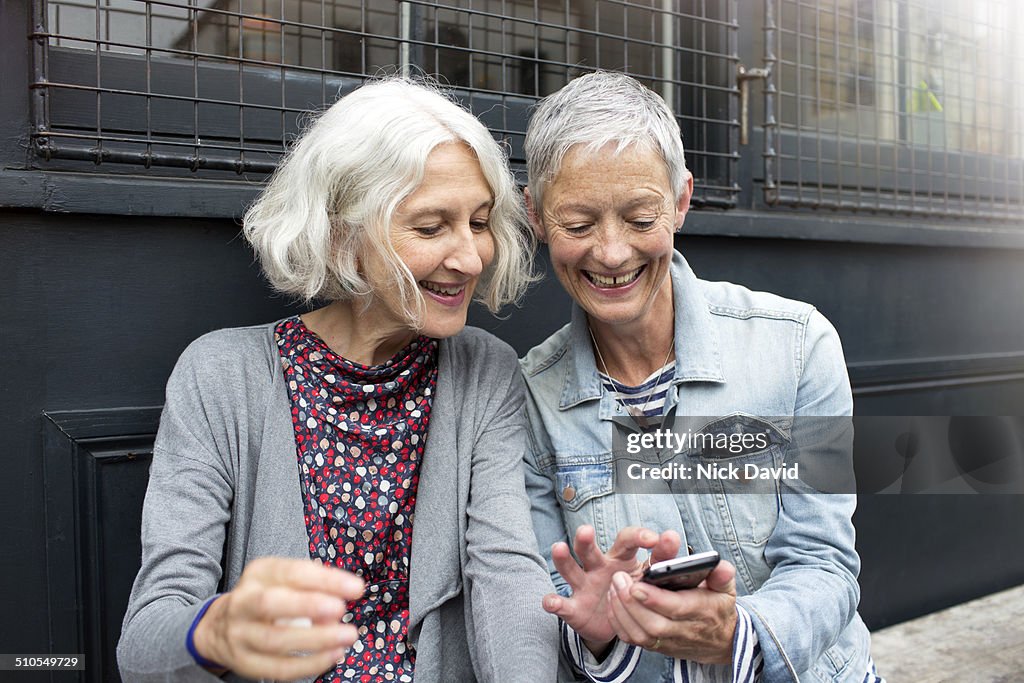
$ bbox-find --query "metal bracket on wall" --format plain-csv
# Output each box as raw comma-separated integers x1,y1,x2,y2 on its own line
736,64,769,146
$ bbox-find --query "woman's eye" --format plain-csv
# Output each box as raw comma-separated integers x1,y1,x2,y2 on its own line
470,219,491,233
414,226,442,236
631,220,656,230
564,224,592,235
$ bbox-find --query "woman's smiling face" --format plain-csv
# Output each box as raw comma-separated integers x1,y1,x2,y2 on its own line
361,142,495,340
532,143,691,330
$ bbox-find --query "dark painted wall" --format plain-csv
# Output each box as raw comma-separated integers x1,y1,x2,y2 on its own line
4,208,1024,682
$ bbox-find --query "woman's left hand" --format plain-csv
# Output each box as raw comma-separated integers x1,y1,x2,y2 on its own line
605,560,739,665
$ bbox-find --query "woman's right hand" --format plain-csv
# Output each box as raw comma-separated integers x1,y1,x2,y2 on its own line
542,525,680,654
192,557,365,681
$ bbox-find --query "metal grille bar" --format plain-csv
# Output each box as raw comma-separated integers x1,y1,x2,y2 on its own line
30,0,739,207
765,0,1024,219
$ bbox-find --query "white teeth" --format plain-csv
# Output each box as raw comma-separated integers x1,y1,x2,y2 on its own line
586,267,643,287
421,282,463,296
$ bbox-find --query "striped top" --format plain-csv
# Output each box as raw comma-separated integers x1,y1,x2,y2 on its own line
599,361,676,418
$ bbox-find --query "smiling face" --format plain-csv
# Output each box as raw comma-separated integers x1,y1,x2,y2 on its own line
362,142,496,340
531,143,691,331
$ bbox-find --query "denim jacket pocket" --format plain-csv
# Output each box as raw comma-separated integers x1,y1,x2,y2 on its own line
686,414,792,546
554,461,617,550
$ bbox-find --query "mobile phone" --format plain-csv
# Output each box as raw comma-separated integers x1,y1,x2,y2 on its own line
641,550,720,590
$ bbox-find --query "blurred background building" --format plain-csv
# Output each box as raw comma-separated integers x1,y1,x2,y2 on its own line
2,1,1023,680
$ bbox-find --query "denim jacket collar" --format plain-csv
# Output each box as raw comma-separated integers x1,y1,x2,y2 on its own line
559,250,725,410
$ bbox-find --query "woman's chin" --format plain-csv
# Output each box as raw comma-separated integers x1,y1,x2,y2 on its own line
417,312,470,340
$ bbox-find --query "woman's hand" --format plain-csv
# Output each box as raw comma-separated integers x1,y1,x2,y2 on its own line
606,560,738,664
192,557,365,681
542,525,680,654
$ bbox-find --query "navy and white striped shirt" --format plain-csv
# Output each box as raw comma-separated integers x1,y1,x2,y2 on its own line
599,361,675,419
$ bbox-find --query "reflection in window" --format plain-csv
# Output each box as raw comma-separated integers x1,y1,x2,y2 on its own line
775,0,1022,155
777,0,894,140
903,0,1017,156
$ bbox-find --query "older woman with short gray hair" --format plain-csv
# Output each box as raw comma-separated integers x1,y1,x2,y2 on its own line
118,77,556,683
521,71,882,683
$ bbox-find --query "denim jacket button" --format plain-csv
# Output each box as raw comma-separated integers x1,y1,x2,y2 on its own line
562,485,576,502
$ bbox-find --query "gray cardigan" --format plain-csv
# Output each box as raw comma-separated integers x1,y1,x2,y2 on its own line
118,321,558,682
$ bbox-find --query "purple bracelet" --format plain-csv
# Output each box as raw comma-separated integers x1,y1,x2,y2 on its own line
186,595,224,669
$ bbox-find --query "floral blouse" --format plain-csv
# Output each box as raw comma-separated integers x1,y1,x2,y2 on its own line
276,316,437,683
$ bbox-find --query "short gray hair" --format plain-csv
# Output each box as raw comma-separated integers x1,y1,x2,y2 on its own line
525,71,690,215
243,76,533,323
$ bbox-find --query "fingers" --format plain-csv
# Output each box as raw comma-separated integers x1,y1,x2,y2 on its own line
207,557,367,679
542,592,578,622
627,577,699,621
615,570,739,664
607,594,646,647
606,526,659,562
703,559,737,596
246,557,365,601
233,584,348,623
649,530,682,565
607,572,666,647
550,541,587,589
572,525,609,571
240,621,358,657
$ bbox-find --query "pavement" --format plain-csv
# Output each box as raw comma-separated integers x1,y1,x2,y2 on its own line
870,583,1024,682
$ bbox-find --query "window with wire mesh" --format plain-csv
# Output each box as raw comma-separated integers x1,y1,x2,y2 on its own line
31,0,738,207
767,0,1024,219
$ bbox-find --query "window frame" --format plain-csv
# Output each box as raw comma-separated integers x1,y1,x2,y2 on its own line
3,0,1024,248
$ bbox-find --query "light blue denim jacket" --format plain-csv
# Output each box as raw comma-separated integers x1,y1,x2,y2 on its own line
521,251,873,683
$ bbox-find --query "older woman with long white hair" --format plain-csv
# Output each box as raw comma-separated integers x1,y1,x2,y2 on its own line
117,78,557,683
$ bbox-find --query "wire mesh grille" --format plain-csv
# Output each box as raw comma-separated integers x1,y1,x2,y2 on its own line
765,0,1024,219
30,0,739,206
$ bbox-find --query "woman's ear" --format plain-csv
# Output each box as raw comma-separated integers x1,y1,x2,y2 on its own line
674,173,694,232
523,187,546,243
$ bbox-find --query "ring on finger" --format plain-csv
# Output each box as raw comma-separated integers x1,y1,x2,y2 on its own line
648,637,662,651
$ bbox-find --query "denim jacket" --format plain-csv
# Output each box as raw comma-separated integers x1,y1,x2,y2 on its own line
521,251,873,683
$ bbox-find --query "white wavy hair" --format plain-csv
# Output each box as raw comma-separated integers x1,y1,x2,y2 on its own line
524,71,690,216
243,76,534,324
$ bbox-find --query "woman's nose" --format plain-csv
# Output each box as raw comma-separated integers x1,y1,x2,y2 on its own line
443,226,485,276
593,227,631,268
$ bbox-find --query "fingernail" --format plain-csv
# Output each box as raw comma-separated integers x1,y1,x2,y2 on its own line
631,587,648,602
544,595,560,611
641,530,657,543
613,573,628,590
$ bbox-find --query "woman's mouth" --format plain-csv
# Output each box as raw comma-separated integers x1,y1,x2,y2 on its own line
582,265,646,288
420,280,468,306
